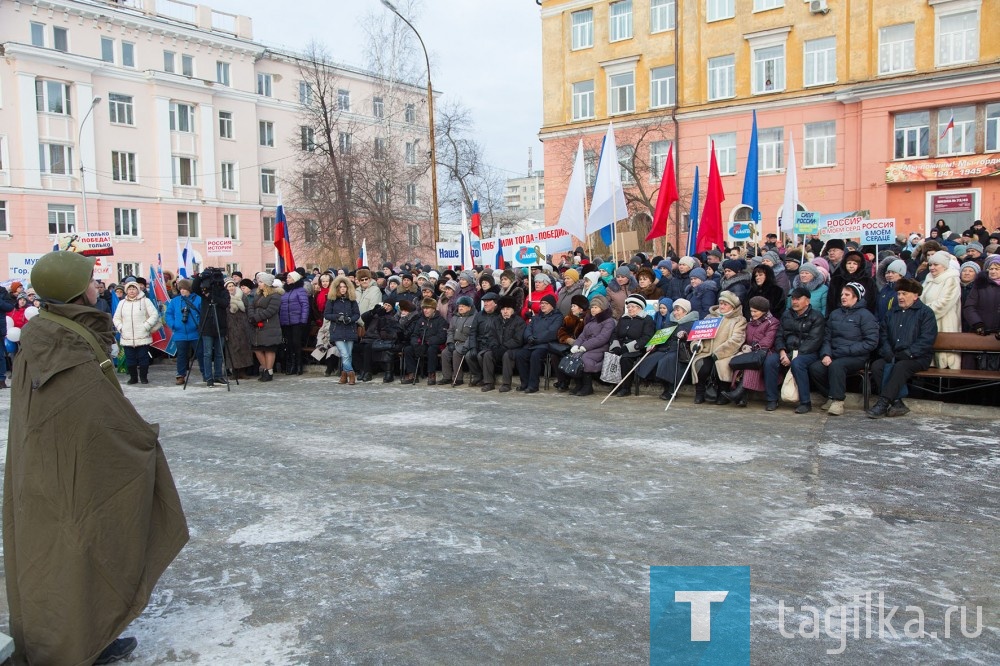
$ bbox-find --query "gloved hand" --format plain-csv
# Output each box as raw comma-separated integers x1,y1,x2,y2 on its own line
526,336,536,346
711,354,718,362
974,324,987,336
894,350,910,361
570,345,582,354
609,340,622,352
625,340,638,353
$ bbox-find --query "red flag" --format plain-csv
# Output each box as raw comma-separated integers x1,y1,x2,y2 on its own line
696,142,726,253
273,204,295,272
645,144,678,242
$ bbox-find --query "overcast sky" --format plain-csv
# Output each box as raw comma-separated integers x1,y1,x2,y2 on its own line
207,0,545,179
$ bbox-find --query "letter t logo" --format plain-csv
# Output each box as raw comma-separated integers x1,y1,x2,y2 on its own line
674,591,729,641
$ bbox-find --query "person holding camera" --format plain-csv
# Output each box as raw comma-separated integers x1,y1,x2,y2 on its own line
164,279,205,385
191,268,230,388
325,276,362,384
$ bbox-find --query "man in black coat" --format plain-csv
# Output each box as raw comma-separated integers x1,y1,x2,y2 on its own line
765,287,826,414
513,294,561,393
401,298,448,385
494,296,527,393
466,293,502,389
867,278,938,418
190,268,230,387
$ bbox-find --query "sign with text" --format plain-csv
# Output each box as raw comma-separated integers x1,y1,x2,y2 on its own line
860,218,896,245
205,238,234,256
932,193,973,213
92,257,114,283
793,211,819,236
58,231,114,256
7,253,45,281
726,220,759,244
512,242,548,267
435,242,461,266
687,318,722,342
885,154,1000,183
818,211,872,240
647,326,677,348
498,226,572,254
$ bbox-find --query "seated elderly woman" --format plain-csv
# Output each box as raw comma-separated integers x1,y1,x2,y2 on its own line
553,295,589,392
690,290,747,405
608,294,656,397
637,298,701,400
721,295,781,410
566,295,615,397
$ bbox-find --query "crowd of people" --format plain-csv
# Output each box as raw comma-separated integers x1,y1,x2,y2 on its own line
4,219,999,417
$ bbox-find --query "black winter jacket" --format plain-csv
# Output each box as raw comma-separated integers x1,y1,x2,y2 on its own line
613,314,656,357
474,311,503,352
408,311,448,347
821,301,879,359
879,300,938,363
498,314,526,351
775,306,826,355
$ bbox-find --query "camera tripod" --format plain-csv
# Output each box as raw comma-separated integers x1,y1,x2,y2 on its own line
182,292,238,391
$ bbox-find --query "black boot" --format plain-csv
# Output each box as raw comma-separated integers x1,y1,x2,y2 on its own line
127,366,139,385
325,357,337,377
722,379,746,404
888,399,910,417
383,371,394,383
577,373,594,397
866,397,891,419
659,382,674,400
139,366,149,384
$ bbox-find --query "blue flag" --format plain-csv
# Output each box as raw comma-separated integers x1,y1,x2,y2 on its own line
740,111,761,231
687,166,700,257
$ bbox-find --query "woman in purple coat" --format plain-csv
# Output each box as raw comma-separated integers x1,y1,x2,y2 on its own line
279,271,311,374
566,294,615,396
722,295,780,409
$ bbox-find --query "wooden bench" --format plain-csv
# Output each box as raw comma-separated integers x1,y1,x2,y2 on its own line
911,332,1000,396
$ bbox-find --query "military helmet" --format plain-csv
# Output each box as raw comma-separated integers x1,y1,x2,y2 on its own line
30,251,96,303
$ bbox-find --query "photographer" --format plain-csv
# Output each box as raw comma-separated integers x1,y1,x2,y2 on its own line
164,279,205,385
191,268,230,388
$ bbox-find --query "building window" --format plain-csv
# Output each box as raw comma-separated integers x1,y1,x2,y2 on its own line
108,93,134,125
117,262,140,281
649,140,672,182
225,263,240,275
609,71,635,115
987,103,1000,152
121,41,135,68
708,55,735,101
893,111,929,159
260,168,276,195
405,183,417,206
405,103,416,123
177,211,199,238
753,0,783,10
803,37,836,86
0,201,7,234
804,121,836,167
937,11,978,66
650,66,675,109
169,102,195,132
114,207,139,237
374,137,387,160
299,81,313,106
181,54,194,77
405,142,416,165
752,45,785,94
407,224,420,247
53,27,68,53
302,174,316,199
216,62,230,86
300,126,315,152
48,204,76,235
373,96,384,118
163,50,175,73
172,157,197,186
220,162,236,191
337,89,351,112
257,73,273,97
609,1,633,42
707,0,735,22
339,132,352,154
571,9,594,50
711,133,736,175
38,144,73,175
223,214,239,239
259,121,274,147
262,216,275,242
758,127,784,172
219,111,233,139
584,149,598,185
878,24,914,75
35,80,71,115
618,145,635,184
111,151,137,183
31,22,45,47
375,181,388,204
304,219,319,243
572,80,595,120
938,106,975,156
650,0,675,32
101,37,115,63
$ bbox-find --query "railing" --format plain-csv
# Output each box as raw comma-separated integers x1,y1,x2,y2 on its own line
156,0,197,24
211,10,237,34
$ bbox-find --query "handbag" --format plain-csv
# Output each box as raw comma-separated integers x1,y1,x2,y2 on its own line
780,351,800,403
372,339,395,351
600,352,622,384
558,353,584,378
729,348,768,371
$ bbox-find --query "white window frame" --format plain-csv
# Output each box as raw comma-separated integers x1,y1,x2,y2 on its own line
405,103,416,123
111,151,137,183
374,137,387,161
117,262,141,282
893,111,930,160
172,157,197,187
121,41,135,68
52,26,68,53
223,213,239,240
35,80,71,115
169,102,195,132
177,211,199,238
804,121,836,168
259,120,274,147
650,0,675,33
220,161,236,191
216,61,230,87
301,126,315,152
257,73,273,97
986,103,1000,152
803,37,836,87
758,127,784,172
608,71,636,115
114,207,140,237
299,81,313,105
405,183,417,206
373,96,384,119
572,80,595,120
219,110,233,139
39,143,73,175
337,89,351,112
405,142,416,165
879,23,915,75
937,106,976,156
707,0,735,22
0,200,8,234
935,5,979,67
571,9,594,50
339,132,352,154
649,140,672,182
618,145,635,185
609,1,633,42
650,66,675,109
708,55,735,101
262,216,275,242
48,203,76,235
30,22,45,47
753,0,783,11
752,44,786,94
101,37,115,63
260,168,276,195
407,224,420,247
711,133,737,176
181,54,194,77
108,93,134,126
304,220,319,243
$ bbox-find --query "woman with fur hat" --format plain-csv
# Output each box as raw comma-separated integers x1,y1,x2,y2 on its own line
921,251,962,369
721,296,781,409
497,270,525,317
112,278,160,385
690,290,747,405
637,298,701,399
608,294,656,397
566,295,616,396
249,272,283,381
746,264,786,320
224,278,254,377
325,276,362,384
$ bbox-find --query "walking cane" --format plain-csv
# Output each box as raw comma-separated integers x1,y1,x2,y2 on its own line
451,352,467,386
664,342,702,412
600,347,655,404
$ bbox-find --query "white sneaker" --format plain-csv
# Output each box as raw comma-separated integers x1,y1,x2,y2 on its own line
821,398,834,411
828,400,845,416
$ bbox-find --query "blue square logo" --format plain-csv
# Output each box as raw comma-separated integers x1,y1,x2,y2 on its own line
650,566,750,665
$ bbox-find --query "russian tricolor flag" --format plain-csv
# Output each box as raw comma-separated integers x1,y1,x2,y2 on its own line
470,199,482,238
274,203,295,272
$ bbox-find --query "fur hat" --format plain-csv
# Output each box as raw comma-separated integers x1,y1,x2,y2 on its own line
589,294,609,311
843,250,866,268
500,269,516,283
886,259,907,277
398,299,416,312
420,297,438,310
784,250,803,266
625,294,647,310
748,296,771,313
570,294,590,311
355,268,372,280
718,291,741,309
540,294,557,309
894,277,923,295
444,279,460,292
825,239,846,252
673,298,692,313
176,278,192,292
928,252,952,268
498,296,517,310
456,295,474,308
239,278,255,290
388,275,402,286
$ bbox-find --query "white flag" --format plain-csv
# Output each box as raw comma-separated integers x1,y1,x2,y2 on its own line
177,237,194,277
780,132,798,233
360,238,367,267
588,123,628,236
557,140,587,241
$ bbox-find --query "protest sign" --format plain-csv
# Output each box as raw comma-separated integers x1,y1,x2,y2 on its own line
58,231,114,256
688,318,722,342
205,238,234,256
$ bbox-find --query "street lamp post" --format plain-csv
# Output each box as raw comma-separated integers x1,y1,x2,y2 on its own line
380,0,440,244
78,96,102,233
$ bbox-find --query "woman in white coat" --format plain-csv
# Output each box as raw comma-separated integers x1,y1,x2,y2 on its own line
113,278,160,384
921,252,961,369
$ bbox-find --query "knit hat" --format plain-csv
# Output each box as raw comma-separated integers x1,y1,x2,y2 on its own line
953,245,968,257
421,284,436,294
844,282,866,300
444,279,460,292
984,255,1000,269
122,276,137,284
272,278,282,288
673,298,692,313
708,249,723,260
894,278,923,296
886,260,907,277
718,291,741,309
762,251,781,266
722,259,746,274
657,258,673,272
625,294,646,310
615,265,632,278
967,241,985,254
748,296,771,313
689,268,708,281
678,256,697,270
459,270,476,284
928,252,952,268
583,271,600,284
599,261,617,275
960,261,981,275
533,273,552,285
456,295,474,308
255,271,271,285
176,278,192,292
287,271,303,282
540,294,557,309
421,298,437,310
563,268,580,282
589,294,609,311
428,270,439,280
570,294,590,311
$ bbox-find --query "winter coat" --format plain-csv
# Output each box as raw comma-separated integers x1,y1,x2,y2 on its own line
612,313,656,358
771,264,791,298
746,265,786,319
719,272,751,306
11,306,28,329
356,284,383,316
113,295,160,347
522,308,562,348
775,306,826,356
498,283,526,315
408,311,448,347
691,305,747,383
557,279,586,316
164,293,202,342
652,297,675,330
446,311,478,355
395,284,421,308
325,295,362,343
963,271,1000,333
635,283,664,303
636,310,699,382
921,267,962,369
739,312,780,392
573,309,616,373
662,269,691,301
248,291,283,347
5,303,187,666
821,301,879,360
473,310,504,352
497,313,526,352
606,275,638,320
685,280,719,320
828,259,877,315
557,313,585,345
225,292,255,369
522,284,557,319
0,291,13,339
879,299,938,366
450,283,480,320
279,282,311,326
363,307,402,345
